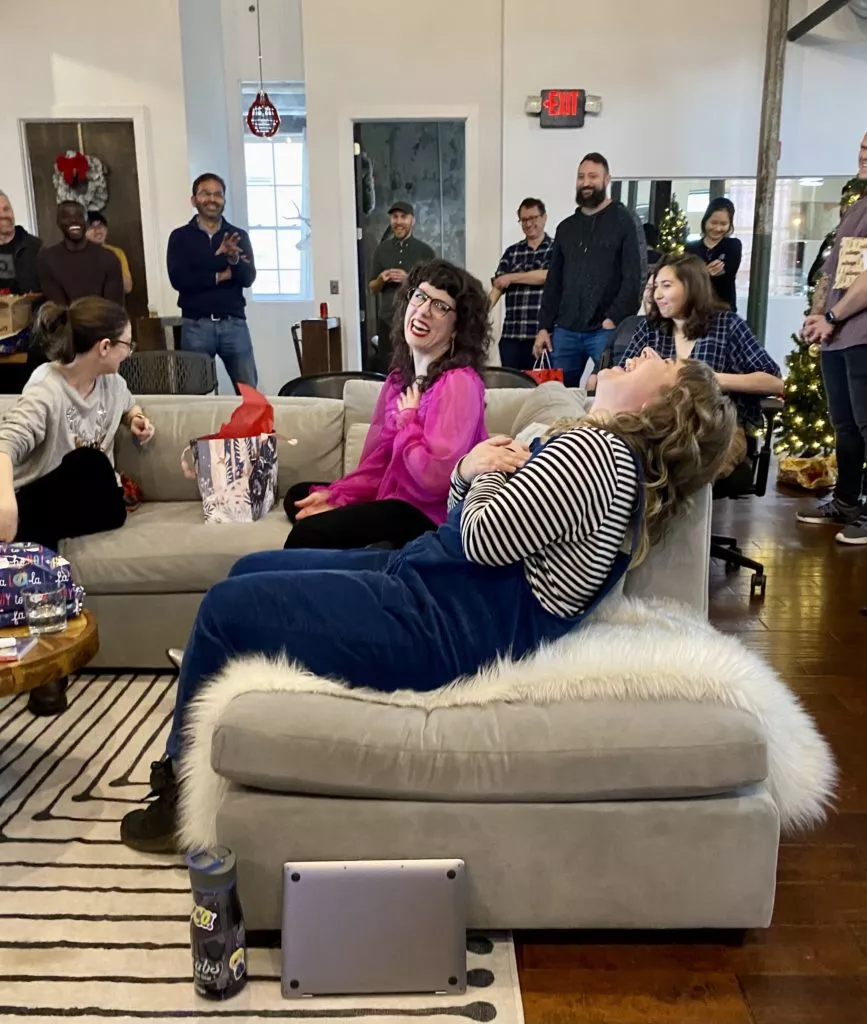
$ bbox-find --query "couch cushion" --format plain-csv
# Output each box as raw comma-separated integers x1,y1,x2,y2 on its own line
212,693,767,802
483,389,531,436
511,382,589,437
113,395,344,501
62,502,290,594
342,378,533,438
343,379,383,430
343,422,370,475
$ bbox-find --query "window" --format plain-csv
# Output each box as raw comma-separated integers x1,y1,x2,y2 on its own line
240,83,311,301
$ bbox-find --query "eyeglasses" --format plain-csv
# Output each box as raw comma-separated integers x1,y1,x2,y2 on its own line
519,215,542,225
195,190,224,200
116,339,137,354
408,288,456,319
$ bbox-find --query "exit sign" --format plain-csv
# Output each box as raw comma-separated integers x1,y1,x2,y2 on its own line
540,89,586,128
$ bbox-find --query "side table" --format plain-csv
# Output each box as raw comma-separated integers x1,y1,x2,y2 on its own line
0,612,100,715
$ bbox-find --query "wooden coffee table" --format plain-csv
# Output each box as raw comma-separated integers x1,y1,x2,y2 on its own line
0,612,99,699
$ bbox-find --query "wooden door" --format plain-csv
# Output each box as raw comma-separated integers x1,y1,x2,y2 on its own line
24,120,149,334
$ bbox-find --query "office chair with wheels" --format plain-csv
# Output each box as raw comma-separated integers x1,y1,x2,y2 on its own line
278,371,386,400
481,367,537,389
711,398,783,600
120,351,218,395
594,315,644,374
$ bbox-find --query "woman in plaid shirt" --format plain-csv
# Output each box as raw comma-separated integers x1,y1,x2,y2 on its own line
618,254,783,432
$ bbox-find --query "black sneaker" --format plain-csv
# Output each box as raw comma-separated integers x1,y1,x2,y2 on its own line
836,514,867,546
796,496,862,526
120,758,179,854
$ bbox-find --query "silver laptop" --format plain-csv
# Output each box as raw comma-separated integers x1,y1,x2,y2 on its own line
281,858,466,998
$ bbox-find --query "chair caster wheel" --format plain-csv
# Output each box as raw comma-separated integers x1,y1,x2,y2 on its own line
750,574,767,600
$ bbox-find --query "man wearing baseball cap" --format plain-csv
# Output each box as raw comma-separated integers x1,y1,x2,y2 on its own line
368,201,435,371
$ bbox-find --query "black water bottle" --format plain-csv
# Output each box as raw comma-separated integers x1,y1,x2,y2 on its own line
187,846,248,1000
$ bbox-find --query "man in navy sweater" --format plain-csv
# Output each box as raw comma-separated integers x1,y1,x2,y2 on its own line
166,173,258,390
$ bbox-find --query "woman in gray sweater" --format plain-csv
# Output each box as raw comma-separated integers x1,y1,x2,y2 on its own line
0,298,155,713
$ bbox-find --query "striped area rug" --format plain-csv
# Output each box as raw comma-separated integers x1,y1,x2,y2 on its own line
0,673,523,1023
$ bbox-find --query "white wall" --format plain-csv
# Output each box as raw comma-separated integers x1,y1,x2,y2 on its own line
780,0,867,177
501,0,769,239
0,0,191,316
300,0,504,370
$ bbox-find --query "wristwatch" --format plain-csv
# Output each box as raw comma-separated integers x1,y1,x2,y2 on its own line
825,309,840,325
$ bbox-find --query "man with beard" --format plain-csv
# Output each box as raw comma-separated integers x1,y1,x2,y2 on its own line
167,173,258,391
37,201,123,307
534,153,645,384
368,202,435,372
0,191,42,297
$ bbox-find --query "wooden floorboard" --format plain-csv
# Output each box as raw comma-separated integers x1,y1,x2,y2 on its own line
517,484,867,1023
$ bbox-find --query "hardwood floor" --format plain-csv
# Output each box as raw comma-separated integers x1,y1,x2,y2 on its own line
517,484,867,1023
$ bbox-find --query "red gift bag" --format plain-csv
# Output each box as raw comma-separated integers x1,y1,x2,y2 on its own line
525,352,564,385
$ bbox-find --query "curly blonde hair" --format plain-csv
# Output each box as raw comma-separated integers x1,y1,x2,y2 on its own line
546,360,737,564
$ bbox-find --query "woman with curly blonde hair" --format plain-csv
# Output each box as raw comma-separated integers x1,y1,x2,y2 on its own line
122,353,735,853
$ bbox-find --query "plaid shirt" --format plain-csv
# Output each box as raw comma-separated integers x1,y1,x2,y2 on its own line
494,235,553,345
619,311,781,427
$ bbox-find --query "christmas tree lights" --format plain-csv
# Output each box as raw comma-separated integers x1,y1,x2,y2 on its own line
658,198,687,256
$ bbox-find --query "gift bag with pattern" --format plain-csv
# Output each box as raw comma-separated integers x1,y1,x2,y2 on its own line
0,544,85,628
181,385,282,524
182,432,279,524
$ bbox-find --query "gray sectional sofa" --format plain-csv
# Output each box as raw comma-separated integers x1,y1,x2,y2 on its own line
0,382,780,931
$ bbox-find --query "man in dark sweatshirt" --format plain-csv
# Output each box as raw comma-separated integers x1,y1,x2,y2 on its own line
535,153,645,384
37,201,123,307
166,172,258,391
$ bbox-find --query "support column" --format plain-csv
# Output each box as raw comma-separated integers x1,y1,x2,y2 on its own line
747,0,790,344
649,180,672,225
627,180,639,212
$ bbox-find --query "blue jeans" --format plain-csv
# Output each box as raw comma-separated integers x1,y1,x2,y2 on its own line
181,316,258,392
165,548,391,760
499,338,535,372
821,346,867,506
552,327,614,388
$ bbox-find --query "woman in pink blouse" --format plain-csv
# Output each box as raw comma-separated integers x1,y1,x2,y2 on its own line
283,259,490,549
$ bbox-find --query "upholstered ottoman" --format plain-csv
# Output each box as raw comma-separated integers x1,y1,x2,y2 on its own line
179,595,834,932
205,693,779,931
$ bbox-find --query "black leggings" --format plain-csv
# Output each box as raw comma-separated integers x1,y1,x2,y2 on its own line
283,482,436,551
16,447,127,551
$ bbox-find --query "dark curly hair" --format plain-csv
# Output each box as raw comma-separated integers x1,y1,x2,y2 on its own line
647,253,725,341
388,259,491,391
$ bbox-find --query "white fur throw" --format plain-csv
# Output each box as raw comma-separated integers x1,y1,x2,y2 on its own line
178,596,836,850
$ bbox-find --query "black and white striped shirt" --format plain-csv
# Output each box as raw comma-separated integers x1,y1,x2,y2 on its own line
448,427,639,618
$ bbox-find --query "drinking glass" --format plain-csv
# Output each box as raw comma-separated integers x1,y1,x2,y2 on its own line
22,583,67,636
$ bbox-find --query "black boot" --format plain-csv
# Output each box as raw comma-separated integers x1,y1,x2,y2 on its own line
27,678,68,717
120,757,179,854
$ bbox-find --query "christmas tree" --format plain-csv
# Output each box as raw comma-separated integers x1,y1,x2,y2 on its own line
776,335,834,456
776,176,867,457
658,198,688,256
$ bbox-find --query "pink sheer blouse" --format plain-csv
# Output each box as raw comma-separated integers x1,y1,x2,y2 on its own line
317,367,487,525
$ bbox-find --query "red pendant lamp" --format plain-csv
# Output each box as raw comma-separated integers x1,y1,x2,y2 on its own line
246,3,280,138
